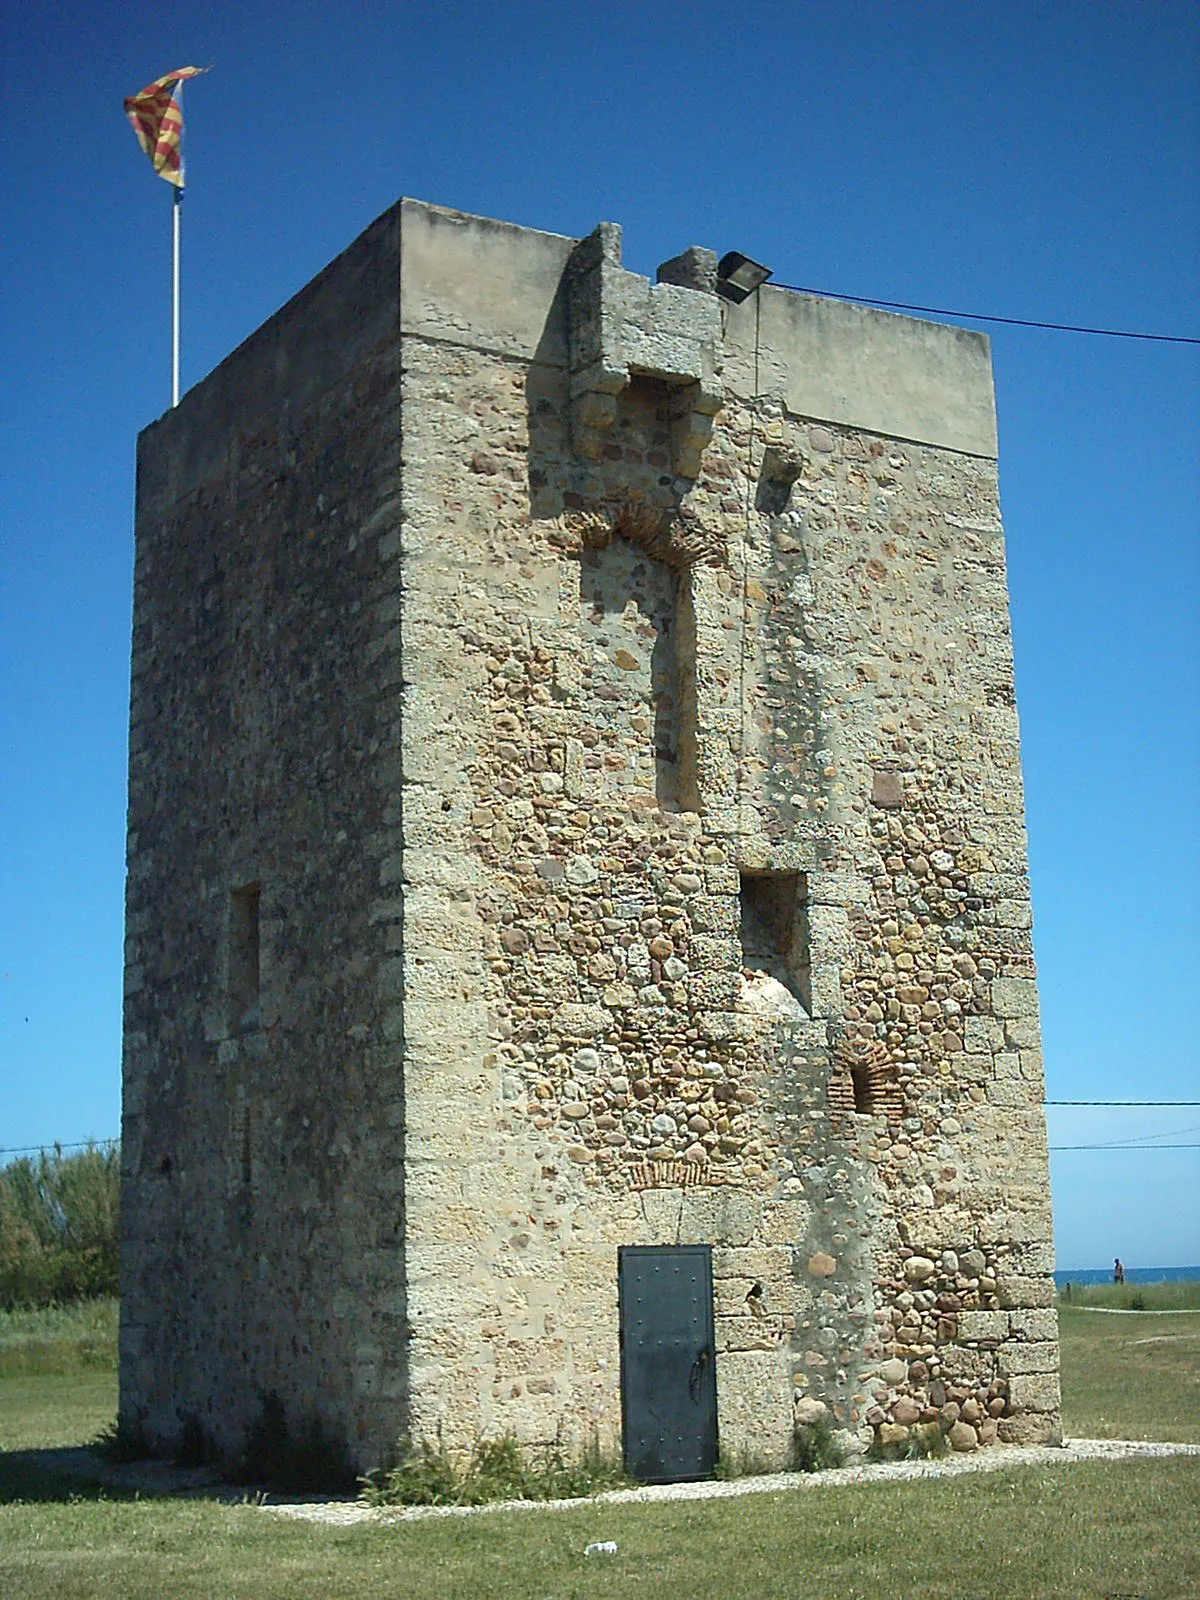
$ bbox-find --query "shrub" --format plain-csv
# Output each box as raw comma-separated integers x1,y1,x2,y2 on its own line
362,1429,630,1507
0,1144,120,1309
173,1412,217,1469
793,1414,848,1473
364,1433,461,1506
94,1412,153,1464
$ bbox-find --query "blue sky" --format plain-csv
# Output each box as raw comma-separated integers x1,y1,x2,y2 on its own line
1,1,1196,1271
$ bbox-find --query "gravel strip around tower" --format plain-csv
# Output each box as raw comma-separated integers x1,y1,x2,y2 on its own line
261,1438,1200,1526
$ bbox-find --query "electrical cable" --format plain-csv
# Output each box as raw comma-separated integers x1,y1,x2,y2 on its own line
0,1140,118,1156
1051,1144,1200,1151
770,281,1200,345
1053,1124,1200,1150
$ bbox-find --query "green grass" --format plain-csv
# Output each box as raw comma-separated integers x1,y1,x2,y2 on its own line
0,1296,118,1376
0,1459,1197,1599
0,1293,1198,1598
1058,1279,1200,1312
1058,1304,1200,1443
0,1370,117,1453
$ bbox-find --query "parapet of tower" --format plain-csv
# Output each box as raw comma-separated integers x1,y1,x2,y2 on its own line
120,199,1058,1480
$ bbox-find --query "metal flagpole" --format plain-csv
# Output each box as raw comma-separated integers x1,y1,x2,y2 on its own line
172,185,182,407
125,66,208,409
171,78,186,409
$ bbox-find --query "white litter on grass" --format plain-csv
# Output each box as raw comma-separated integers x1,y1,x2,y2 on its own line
584,1540,619,1556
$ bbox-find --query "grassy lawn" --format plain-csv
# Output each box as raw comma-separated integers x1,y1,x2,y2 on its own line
1059,1304,1200,1444
0,1293,1197,1599
1059,1279,1200,1312
0,1370,116,1454
0,1458,1197,1600
0,1296,119,1457
0,1296,118,1376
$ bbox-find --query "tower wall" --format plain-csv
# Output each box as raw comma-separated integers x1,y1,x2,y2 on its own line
121,208,410,1464
122,199,1058,1474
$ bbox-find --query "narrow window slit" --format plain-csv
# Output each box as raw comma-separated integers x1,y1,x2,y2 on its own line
850,1061,874,1115
229,882,262,1032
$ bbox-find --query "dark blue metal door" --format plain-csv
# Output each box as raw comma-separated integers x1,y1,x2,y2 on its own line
618,1244,717,1483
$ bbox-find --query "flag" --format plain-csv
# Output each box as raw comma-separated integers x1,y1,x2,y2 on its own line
124,66,208,186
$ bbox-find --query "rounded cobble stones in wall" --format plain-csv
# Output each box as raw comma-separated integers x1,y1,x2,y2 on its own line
440,363,1056,1445
904,1256,936,1283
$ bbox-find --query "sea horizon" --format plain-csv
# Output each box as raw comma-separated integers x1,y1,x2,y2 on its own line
1053,1264,1199,1286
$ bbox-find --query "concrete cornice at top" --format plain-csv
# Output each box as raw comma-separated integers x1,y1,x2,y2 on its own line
398,199,999,460
140,197,997,474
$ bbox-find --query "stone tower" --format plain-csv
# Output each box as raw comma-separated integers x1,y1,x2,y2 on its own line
120,200,1060,1478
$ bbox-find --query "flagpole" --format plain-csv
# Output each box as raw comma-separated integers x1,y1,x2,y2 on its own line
171,76,187,409
125,65,206,409
172,185,182,408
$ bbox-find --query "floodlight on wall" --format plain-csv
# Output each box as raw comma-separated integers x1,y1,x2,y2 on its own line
716,251,773,304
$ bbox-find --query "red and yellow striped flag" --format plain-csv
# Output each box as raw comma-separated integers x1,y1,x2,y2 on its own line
124,66,207,186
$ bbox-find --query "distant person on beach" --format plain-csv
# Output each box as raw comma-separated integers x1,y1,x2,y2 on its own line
1114,1258,1125,1284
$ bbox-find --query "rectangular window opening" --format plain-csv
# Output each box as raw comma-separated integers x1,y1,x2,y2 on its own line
738,870,811,1014
229,882,262,1032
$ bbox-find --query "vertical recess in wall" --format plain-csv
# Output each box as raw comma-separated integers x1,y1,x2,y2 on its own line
228,883,262,1032
227,1081,254,1199
651,565,681,809
675,571,701,812
850,1060,874,1115
738,870,812,1013
579,537,682,808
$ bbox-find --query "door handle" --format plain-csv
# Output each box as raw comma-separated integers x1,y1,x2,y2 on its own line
688,1346,710,1402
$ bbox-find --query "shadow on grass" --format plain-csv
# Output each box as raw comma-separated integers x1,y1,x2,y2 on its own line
0,1444,236,1505
0,1446,128,1502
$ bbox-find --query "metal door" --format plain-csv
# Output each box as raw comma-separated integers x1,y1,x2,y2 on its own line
618,1244,717,1483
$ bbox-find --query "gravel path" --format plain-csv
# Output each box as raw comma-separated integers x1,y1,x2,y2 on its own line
262,1438,1200,1527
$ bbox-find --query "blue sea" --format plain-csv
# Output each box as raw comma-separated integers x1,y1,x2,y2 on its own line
1054,1265,1199,1287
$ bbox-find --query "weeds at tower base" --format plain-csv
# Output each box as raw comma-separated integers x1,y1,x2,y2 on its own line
792,1414,849,1473
361,1427,632,1506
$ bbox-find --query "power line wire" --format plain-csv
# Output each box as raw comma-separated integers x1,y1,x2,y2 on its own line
6,1109,1197,1157
1052,1124,1200,1151
0,1140,118,1156
1045,1101,1200,1107
771,281,1200,346
9,1137,1192,1157
1051,1143,1200,1151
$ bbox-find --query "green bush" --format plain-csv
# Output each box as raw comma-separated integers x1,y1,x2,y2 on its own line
0,1144,120,1309
792,1414,848,1473
1056,1280,1200,1312
365,1433,462,1506
362,1429,630,1507
94,1412,153,1464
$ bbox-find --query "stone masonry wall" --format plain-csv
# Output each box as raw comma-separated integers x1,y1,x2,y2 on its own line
121,210,411,1467
396,215,1058,1468
124,200,1058,1476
